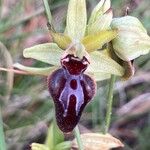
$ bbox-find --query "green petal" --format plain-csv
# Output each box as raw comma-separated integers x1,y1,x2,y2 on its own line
82,30,118,52
66,0,87,40
23,43,63,65
50,31,72,49
87,51,124,76
13,63,57,76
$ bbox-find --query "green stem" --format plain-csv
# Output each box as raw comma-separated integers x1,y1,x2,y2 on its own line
74,126,84,150
0,107,6,150
104,75,116,134
42,0,52,24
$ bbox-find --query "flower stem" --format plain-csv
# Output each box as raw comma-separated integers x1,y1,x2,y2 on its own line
74,126,84,150
42,0,52,24
104,75,116,134
0,107,6,150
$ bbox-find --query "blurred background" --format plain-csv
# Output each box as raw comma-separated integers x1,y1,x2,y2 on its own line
0,0,150,149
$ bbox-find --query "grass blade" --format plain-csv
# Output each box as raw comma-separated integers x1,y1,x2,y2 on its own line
0,107,6,150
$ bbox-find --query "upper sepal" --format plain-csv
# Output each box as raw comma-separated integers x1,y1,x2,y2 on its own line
66,0,87,40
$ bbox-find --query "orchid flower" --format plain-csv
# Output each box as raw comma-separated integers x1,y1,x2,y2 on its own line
11,0,149,133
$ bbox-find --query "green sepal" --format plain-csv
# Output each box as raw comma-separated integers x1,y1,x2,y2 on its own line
66,0,87,40
87,71,111,81
23,43,63,66
87,50,124,76
13,63,57,76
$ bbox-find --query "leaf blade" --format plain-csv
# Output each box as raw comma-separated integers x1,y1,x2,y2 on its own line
31,143,49,150
0,109,6,150
55,141,71,150
45,122,64,149
72,133,124,150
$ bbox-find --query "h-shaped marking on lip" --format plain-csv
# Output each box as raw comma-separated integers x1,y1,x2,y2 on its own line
59,74,84,117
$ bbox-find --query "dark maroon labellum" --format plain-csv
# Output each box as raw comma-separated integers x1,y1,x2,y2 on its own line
47,54,96,132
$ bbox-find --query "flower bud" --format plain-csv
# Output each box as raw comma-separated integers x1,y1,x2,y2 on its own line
111,16,150,61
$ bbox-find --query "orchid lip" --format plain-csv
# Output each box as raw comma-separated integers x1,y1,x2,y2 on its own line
48,54,96,132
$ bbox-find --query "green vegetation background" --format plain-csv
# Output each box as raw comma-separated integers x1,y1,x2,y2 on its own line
0,0,150,149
